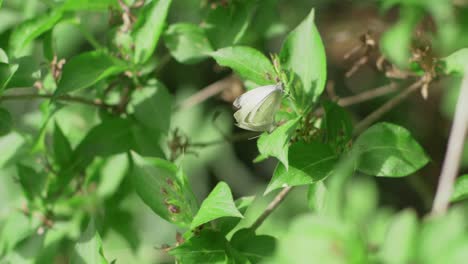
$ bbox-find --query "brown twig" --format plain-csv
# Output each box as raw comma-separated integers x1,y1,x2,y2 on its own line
431,70,468,215
176,75,240,111
0,93,116,110
353,78,426,136
251,186,293,231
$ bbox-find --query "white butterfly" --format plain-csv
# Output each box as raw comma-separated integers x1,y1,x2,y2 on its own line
233,83,284,132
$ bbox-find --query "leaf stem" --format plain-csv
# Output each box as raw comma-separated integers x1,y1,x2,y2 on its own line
431,70,468,215
251,186,293,231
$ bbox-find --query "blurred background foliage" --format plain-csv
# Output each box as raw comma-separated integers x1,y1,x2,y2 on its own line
0,0,468,263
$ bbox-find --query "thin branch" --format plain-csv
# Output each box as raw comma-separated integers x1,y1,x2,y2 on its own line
353,78,425,136
251,186,293,231
176,75,240,111
338,82,399,107
314,82,400,116
0,93,115,109
432,70,468,215
190,131,257,148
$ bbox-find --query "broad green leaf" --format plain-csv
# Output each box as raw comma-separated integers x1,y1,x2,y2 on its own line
265,141,337,194
417,206,467,264
5,56,40,89
217,196,255,236
230,228,276,263
71,220,108,264
307,181,327,213
441,48,468,75
0,107,13,136
9,10,63,56
55,50,126,96
97,154,129,198
0,211,39,255
343,178,378,226
163,23,213,64
16,164,47,201
131,153,198,228
211,46,276,86
0,62,18,91
62,0,119,11
133,0,172,64
130,123,165,158
170,229,241,264
279,9,327,106
191,181,242,229
321,101,353,151
271,215,367,264
379,209,419,264
452,174,468,202
204,1,256,48
132,83,172,134
72,118,134,167
5,233,45,263
53,122,73,167
257,117,301,169
380,7,422,69
354,122,429,177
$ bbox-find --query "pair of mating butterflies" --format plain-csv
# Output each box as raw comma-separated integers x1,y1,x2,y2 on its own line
233,83,284,132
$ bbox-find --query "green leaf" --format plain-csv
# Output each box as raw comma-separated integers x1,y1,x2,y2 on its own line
217,196,255,236
73,118,135,166
132,83,172,134
62,0,119,11
170,229,240,264
9,10,63,56
71,220,109,264
417,206,467,264
354,122,429,177
441,48,468,75
0,62,18,91
379,209,419,264
280,9,327,106
16,164,47,201
343,178,378,226
271,215,367,264
97,154,129,199
0,107,13,136
5,56,40,89
55,50,126,96
130,123,165,158
163,23,213,64
53,122,73,167
307,181,327,213
321,101,353,150
131,153,198,228
191,181,242,229
380,6,422,69
257,117,301,169
451,174,468,202
211,46,276,86
0,211,38,255
204,1,256,49
230,228,276,263
265,141,337,194
133,0,172,64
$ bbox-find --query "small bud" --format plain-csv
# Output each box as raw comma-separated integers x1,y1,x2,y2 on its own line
168,204,180,214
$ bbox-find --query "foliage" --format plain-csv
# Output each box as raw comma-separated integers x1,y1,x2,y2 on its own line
0,0,467,263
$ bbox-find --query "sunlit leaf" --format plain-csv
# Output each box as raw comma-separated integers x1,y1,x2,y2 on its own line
191,181,242,229
211,46,276,86
133,0,172,64
55,50,126,96
354,122,429,177
163,23,213,64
